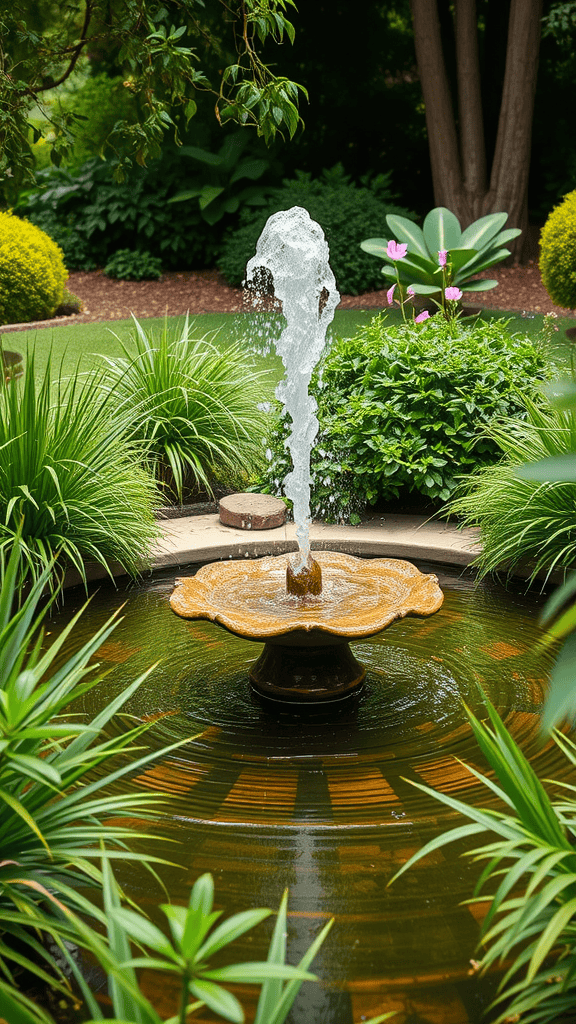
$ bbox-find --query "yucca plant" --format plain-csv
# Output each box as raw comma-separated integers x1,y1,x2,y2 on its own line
73,869,330,1024
361,206,521,297
0,538,189,1020
0,349,159,588
449,395,576,585
390,696,576,1024
73,867,392,1024
2,848,391,1024
101,316,274,504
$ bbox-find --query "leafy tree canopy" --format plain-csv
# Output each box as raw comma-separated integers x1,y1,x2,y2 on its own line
0,0,306,190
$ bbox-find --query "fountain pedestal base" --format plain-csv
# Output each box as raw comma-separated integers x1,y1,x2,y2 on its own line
249,632,365,703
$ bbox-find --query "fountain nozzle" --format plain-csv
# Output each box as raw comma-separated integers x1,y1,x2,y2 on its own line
286,554,323,597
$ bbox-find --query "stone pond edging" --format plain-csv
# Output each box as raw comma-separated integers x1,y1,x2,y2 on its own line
64,513,482,589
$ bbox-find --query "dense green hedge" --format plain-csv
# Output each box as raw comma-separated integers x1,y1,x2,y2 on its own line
259,314,551,521
218,168,416,295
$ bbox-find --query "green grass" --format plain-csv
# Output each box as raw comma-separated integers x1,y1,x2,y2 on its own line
6,307,576,381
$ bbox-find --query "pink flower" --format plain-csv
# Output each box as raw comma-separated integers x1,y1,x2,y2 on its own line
414,310,430,323
407,286,415,298
387,284,396,305
438,250,448,267
445,286,462,301
387,240,408,260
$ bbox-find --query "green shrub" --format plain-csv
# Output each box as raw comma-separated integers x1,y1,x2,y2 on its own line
218,166,416,295
0,351,159,587
449,395,576,583
540,189,576,308
259,315,550,521
101,316,274,504
15,153,211,271
104,248,163,280
0,211,67,324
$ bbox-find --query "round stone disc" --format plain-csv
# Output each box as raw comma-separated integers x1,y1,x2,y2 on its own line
219,492,286,530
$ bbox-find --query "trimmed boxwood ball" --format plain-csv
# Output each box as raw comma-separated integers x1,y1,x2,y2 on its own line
0,211,67,325
540,190,576,309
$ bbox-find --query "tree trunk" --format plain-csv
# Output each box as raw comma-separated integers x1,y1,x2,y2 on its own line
409,0,463,212
410,0,543,262
455,0,486,218
483,0,543,257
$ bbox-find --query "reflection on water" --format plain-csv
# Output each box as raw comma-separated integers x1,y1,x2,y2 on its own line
51,560,562,1023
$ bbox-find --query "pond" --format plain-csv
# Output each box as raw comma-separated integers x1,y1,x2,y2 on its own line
52,559,562,1024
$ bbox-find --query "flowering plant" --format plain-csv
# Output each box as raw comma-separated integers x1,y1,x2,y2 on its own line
361,205,520,298
385,239,463,324
384,239,431,323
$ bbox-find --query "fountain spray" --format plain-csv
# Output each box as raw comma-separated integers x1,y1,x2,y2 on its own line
245,208,340,589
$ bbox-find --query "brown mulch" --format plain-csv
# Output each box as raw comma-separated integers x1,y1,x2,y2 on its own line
2,260,576,332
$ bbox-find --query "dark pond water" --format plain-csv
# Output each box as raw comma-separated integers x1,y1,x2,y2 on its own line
51,559,564,1024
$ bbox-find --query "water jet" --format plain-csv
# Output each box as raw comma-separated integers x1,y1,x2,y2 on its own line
170,208,444,702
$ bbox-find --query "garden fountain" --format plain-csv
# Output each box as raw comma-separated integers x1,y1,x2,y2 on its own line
170,208,444,702
51,208,567,1022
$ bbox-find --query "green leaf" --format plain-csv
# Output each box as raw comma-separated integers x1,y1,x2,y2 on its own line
423,207,462,253
0,982,54,1024
456,277,498,292
230,159,268,184
544,378,576,410
360,237,392,259
196,908,271,962
189,980,244,1023
199,185,225,210
540,571,576,626
203,962,317,983
190,872,214,915
542,630,576,732
445,248,478,274
527,895,576,980
388,822,487,885
385,215,428,258
516,453,576,482
109,908,177,959
167,188,203,204
459,212,509,252
179,145,222,166
265,918,334,1024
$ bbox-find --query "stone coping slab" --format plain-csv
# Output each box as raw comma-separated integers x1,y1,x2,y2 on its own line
65,513,481,589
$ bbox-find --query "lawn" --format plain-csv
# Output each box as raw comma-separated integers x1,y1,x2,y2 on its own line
6,306,576,380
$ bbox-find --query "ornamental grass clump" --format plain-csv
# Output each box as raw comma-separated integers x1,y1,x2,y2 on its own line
0,211,67,324
0,539,187,1022
0,350,159,588
449,395,576,584
259,314,549,521
390,696,576,1024
101,315,274,504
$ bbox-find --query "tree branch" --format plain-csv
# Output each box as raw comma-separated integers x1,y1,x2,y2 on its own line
35,0,94,93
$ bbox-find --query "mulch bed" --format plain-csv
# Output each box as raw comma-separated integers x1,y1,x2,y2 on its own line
2,260,576,333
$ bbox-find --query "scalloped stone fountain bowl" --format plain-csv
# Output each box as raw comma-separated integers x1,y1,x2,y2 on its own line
170,551,444,703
